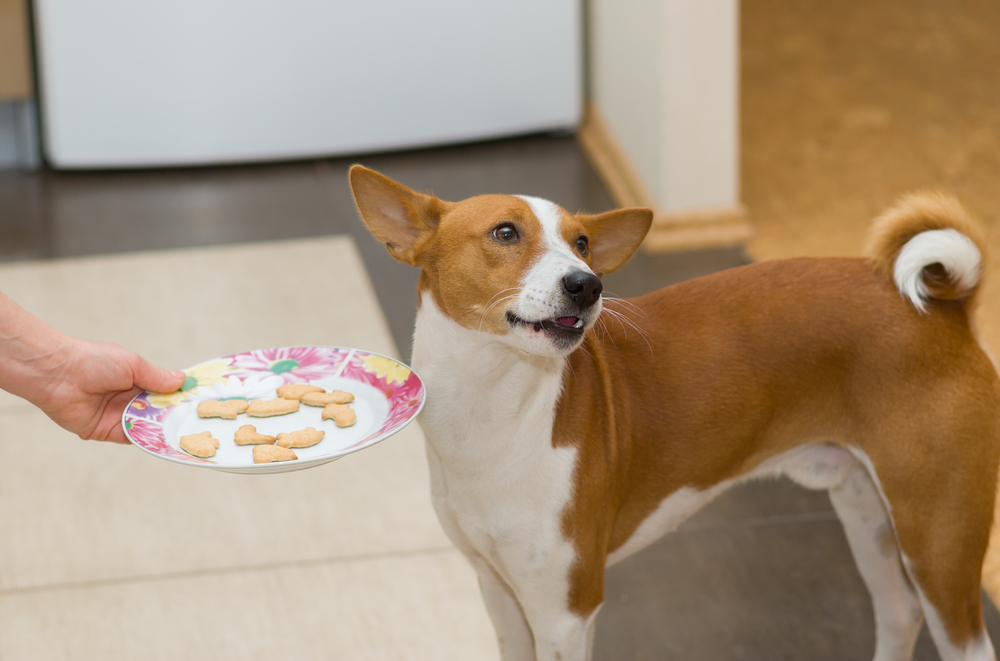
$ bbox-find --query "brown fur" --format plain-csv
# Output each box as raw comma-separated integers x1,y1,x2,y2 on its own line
564,193,992,645
415,195,550,335
554,257,1000,646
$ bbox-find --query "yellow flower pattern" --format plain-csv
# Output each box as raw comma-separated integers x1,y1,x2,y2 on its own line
360,354,411,386
147,359,233,408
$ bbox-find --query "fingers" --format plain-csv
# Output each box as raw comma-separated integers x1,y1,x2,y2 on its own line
131,354,186,394
84,388,141,443
102,425,131,444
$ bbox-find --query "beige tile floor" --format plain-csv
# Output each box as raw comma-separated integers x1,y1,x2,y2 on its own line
0,237,497,660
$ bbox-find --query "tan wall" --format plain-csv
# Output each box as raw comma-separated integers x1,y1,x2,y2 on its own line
0,0,32,101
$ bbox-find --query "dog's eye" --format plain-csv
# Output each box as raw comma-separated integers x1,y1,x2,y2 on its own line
575,236,589,255
493,224,518,243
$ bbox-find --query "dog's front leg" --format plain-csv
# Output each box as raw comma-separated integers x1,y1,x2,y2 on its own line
499,560,602,661
474,558,598,661
472,561,536,661
517,597,600,661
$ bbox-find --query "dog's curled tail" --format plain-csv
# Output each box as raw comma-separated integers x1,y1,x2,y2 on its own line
866,192,986,313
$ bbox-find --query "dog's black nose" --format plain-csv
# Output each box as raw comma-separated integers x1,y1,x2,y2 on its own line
562,271,603,308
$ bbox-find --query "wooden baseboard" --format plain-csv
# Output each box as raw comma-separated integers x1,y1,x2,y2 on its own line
644,204,753,253
577,106,656,209
577,105,753,254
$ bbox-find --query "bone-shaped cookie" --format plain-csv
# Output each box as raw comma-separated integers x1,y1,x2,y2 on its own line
301,390,355,407
275,384,325,401
247,398,300,417
197,399,250,419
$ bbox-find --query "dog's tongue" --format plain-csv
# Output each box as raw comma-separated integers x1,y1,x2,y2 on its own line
555,316,579,328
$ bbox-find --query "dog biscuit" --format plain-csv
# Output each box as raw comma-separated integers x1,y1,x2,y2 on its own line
275,384,325,401
197,399,250,419
233,424,277,446
252,444,298,463
246,398,300,417
275,427,326,449
179,431,219,458
322,403,356,427
301,390,355,407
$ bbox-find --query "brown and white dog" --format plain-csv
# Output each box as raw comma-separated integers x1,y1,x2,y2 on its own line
350,165,1000,661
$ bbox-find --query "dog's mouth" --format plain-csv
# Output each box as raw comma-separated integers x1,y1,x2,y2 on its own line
506,311,586,338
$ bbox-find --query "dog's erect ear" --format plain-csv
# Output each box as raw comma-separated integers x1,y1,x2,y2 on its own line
349,165,451,266
578,208,654,275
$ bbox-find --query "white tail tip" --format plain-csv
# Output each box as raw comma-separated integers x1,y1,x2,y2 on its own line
894,229,981,312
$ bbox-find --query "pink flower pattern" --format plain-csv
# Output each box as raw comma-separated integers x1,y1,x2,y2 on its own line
339,351,425,449
229,346,349,384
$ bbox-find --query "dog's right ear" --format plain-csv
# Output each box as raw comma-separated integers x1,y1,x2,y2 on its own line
349,165,450,266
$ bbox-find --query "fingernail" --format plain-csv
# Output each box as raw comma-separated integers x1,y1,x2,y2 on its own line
172,370,186,379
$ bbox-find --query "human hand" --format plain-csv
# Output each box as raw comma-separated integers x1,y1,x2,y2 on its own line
29,338,185,444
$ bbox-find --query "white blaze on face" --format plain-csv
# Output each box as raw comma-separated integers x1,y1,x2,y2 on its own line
513,195,595,323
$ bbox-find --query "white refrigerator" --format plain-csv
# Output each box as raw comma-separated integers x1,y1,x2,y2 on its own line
32,0,582,168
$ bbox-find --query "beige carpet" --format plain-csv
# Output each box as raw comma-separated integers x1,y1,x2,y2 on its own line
0,238,496,660
741,0,1000,602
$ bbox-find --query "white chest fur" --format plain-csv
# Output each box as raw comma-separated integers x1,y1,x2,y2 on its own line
412,297,580,591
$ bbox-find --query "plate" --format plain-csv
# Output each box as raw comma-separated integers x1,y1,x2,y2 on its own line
122,346,425,474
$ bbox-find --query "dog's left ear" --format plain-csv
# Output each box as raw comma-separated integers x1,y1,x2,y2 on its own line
578,208,654,275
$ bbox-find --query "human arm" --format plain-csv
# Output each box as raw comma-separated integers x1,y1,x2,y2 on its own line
0,292,185,443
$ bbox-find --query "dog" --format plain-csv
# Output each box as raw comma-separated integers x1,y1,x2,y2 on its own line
349,164,1000,661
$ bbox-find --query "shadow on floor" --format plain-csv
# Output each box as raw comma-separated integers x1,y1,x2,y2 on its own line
595,478,1000,660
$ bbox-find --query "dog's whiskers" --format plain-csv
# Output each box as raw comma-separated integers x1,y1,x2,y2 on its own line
477,290,522,334
595,316,618,350
605,310,652,347
600,307,653,356
601,303,650,336
478,297,518,334
484,288,522,308
602,294,648,318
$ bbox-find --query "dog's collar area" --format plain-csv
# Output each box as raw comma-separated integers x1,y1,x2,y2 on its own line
506,311,585,334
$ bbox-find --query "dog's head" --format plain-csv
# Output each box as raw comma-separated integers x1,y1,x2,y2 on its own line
349,166,652,356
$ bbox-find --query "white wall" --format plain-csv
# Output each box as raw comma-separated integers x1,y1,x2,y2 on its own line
34,0,582,168
590,0,739,213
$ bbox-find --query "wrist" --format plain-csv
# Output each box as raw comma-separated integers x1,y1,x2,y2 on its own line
0,321,76,404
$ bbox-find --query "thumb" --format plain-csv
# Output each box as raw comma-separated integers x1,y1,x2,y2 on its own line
132,357,186,394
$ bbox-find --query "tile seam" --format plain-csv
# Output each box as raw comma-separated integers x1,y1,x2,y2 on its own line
0,545,459,597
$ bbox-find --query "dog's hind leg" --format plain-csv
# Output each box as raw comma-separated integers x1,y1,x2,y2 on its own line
782,444,924,660
829,461,924,661
854,431,999,661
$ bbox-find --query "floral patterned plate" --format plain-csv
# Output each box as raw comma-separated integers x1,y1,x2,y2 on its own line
122,347,425,474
